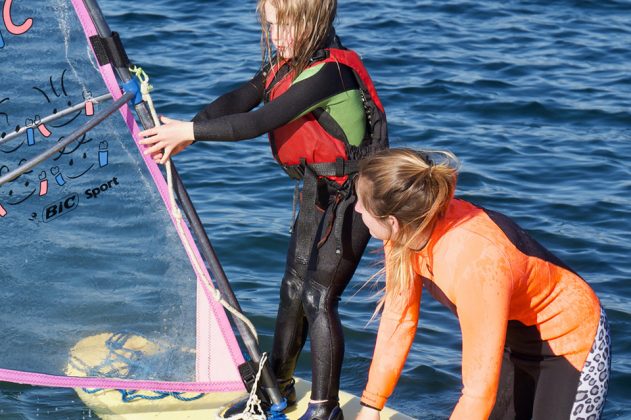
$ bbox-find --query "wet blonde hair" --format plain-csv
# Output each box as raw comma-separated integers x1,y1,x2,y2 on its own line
357,148,459,303
257,0,337,78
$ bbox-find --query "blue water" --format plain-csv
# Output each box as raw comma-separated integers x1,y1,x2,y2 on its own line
2,0,631,418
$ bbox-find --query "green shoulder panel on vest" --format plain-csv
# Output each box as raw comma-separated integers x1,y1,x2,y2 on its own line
324,90,365,147
291,64,366,147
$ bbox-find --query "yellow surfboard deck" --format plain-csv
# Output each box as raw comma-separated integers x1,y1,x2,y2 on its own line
67,333,413,419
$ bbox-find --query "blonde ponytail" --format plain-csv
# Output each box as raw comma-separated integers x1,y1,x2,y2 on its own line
357,149,459,300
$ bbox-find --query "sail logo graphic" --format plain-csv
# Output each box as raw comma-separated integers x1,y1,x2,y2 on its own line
0,68,112,220
1,0,33,49
42,193,79,222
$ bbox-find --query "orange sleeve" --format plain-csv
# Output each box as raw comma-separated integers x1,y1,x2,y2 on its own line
434,232,513,419
361,256,422,410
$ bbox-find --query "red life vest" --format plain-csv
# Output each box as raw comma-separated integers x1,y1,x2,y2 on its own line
264,48,387,180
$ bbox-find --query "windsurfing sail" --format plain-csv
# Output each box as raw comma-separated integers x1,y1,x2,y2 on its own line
0,0,247,398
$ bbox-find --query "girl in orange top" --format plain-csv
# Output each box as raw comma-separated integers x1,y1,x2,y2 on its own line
354,149,610,420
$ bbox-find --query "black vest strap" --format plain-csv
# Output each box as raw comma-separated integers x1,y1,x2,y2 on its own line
291,158,359,264
281,158,359,180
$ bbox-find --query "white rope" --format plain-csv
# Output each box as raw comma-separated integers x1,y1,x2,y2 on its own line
131,67,278,420
130,65,260,342
220,353,270,420
133,68,266,417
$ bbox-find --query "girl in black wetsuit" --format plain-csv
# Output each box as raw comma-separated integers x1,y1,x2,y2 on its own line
139,1,387,419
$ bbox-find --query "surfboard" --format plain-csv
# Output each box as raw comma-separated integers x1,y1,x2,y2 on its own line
66,333,413,419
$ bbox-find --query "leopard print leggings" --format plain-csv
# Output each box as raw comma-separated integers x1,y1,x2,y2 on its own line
570,308,611,420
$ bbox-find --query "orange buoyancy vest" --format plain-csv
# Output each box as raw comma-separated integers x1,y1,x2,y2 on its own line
264,48,388,180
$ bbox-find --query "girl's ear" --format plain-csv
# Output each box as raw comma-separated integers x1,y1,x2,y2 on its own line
387,215,400,237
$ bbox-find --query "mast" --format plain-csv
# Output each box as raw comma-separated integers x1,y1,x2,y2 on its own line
79,0,285,411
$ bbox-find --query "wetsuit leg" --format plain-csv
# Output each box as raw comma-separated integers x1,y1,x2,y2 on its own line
490,351,581,419
569,308,611,419
270,225,310,383
491,309,611,420
301,187,370,401
270,179,344,384
531,309,611,420
271,180,369,403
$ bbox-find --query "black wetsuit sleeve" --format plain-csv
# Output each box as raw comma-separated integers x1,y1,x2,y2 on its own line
191,71,265,122
192,62,358,142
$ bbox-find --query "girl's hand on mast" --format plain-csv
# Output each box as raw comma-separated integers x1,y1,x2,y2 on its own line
139,115,194,164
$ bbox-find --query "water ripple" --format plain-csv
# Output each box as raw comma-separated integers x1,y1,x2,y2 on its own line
3,0,630,418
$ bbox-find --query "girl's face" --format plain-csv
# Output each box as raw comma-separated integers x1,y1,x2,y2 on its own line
264,2,295,59
355,181,399,241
